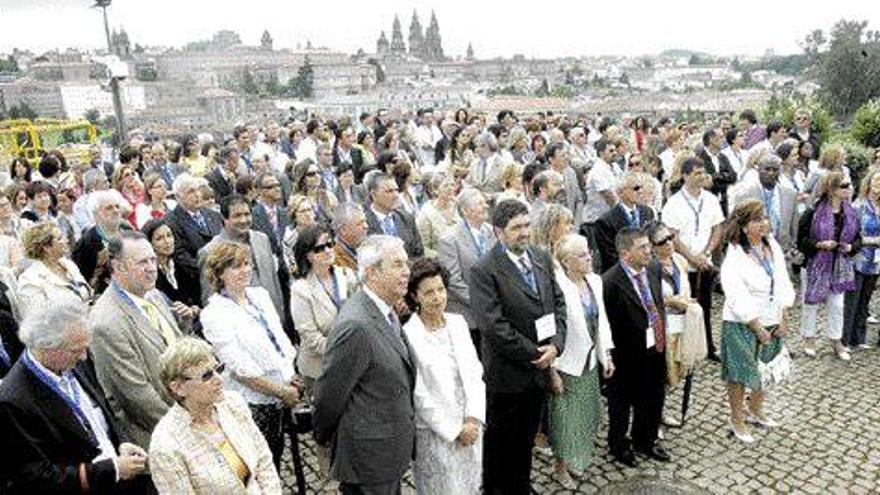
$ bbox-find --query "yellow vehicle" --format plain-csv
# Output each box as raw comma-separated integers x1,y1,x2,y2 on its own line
0,118,98,167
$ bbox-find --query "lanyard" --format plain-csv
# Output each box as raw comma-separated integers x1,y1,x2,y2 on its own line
22,353,98,447
663,263,681,295
223,291,286,358
750,245,775,295
580,282,598,319
682,191,703,236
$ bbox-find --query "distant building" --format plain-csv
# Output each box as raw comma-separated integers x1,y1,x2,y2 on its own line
379,11,445,62
261,30,273,51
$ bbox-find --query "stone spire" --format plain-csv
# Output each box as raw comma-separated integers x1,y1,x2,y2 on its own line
376,31,389,56
425,10,444,62
261,30,273,51
390,15,406,56
466,42,474,61
408,10,426,59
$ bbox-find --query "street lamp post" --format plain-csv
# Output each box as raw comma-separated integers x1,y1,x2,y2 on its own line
91,0,125,140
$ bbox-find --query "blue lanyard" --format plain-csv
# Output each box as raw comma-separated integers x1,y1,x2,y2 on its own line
321,271,342,309
682,191,703,236
580,282,598,319
665,263,681,295
22,353,98,448
750,246,775,294
223,291,286,358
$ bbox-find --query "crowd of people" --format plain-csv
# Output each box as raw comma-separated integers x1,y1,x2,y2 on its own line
0,104,879,494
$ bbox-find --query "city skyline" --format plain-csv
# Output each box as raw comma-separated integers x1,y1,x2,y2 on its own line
1,0,878,59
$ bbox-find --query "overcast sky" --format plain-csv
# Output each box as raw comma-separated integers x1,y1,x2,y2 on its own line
1,0,877,58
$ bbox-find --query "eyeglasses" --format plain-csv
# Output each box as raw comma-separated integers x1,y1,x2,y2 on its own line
652,233,676,246
183,362,225,382
312,239,336,253
305,170,319,177
838,183,852,189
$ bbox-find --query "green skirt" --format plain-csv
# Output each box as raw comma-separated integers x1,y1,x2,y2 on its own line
548,317,602,471
720,320,783,390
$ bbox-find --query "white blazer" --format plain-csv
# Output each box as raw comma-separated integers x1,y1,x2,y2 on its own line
403,312,486,443
553,268,614,376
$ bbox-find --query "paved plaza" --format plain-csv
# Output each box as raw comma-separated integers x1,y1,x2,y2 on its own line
281,298,880,494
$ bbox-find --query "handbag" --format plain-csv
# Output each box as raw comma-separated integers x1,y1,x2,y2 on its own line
757,342,792,390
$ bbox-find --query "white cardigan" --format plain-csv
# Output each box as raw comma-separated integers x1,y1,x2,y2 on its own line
553,268,614,376
720,238,796,326
403,312,485,443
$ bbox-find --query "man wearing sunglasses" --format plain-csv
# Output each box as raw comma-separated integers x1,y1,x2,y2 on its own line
595,172,656,274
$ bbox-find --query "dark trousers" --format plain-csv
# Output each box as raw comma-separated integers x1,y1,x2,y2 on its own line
340,481,402,495
689,270,717,356
249,403,284,471
842,271,879,347
484,388,545,495
607,350,666,454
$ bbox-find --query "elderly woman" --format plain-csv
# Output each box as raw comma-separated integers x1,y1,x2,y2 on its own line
282,194,318,273
200,241,302,469
797,171,861,360
402,257,485,495
416,172,460,257
548,234,614,488
842,170,880,350
17,222,92,318
149,337,282,494
720,200,796,443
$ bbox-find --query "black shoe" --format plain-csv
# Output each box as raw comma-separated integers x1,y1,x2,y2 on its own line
707,353,721,363
611,449,638,467
635,444,672,462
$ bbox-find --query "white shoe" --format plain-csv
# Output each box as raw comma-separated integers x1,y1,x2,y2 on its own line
728,422,756,444
836,349,852,361
803,347,817,357
867,315,879,324
746,414,779,428
657,427,665,440
857,344,872,350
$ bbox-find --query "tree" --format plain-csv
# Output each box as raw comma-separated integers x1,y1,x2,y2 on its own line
0,55,19,72
241,68,259,95
850,98,880,148
7,103,37,120
293,57,314,99
804,19,880,121
84,108,101,125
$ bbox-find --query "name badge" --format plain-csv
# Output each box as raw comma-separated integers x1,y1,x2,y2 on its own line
759,297,781,326
646,327,655,349
535,314,557,342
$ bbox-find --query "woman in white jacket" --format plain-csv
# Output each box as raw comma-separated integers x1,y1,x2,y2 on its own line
402,257,485,495
548,234,615,488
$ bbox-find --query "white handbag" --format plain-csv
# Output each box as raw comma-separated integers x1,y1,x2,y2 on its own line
757,344,792,389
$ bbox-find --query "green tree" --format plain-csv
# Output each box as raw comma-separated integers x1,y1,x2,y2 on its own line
761,93,834,145
241,68,259,95
850,98,880,148
805,19,880,121
7,103,37,120
294,57,315,99
0,55,19,72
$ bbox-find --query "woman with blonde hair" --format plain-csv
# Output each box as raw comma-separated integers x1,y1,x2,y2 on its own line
149,337,282,494
416,172,460,257
495,162,528,206
531,204,574,257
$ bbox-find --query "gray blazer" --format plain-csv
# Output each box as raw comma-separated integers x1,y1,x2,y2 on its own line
436,222,496,328
88,284,184,448
732,182,799,251
198,229,285,319
313,290,416,486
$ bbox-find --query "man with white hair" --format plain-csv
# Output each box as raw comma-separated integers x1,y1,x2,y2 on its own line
0,302,154,493
467,131,505,194
314,235,415,495
71,190,133,291
72,169,111,232
332,202,369,272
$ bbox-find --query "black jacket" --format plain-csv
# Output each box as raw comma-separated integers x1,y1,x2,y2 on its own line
364,206,425,259
164,205,223,305
593,203,656,274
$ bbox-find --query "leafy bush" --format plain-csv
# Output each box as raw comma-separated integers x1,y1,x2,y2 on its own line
828,136,872,185
850,98,880,149
761,93,834,145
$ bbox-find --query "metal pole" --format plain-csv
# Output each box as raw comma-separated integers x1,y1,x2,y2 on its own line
110,77,125,140
101,7,111,52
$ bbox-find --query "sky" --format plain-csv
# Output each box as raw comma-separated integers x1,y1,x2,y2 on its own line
1,0,878,59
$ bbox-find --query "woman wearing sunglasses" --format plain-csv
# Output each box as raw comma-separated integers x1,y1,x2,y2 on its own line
150,337,282,494
797,171,861,360
199,241,302,471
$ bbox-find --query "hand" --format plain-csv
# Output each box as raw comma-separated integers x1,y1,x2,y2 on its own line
280,385,300,407
756,327,772,344
115,452,147,480
839,243,851,254
455,421,480,447
119,443,147,459
549,369,565,395
603,357,615,379
692,254,711,271
774,317,789,338
668,296,690,313
531,345,558,370
817,240,838,251
170,302,194,320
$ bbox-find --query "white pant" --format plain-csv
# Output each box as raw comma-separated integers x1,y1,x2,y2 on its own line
800,292,844,340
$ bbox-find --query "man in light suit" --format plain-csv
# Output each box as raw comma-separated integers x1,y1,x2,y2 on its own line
594,172,656,273
437,188,496,353
89,231,188,449
198,195,285,320
313,235,415,495
0,302,154,494
469,199,567,495
466,131,505,195
602,227,670,467
731,155,798,253
364,172,425,259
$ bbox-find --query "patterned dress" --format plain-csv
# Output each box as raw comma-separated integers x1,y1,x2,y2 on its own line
548,313,602,471
720,321,783,390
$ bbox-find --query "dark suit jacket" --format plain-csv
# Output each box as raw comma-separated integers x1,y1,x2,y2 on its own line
469,243,567,394
164,205,223,305
313,290,416,485
594,203,656,274
71,223,133,289
364,206,425,259
0,358,127,494
251,201,288,256
205,168,233,201
697,148,737,210
155,264,200,308
602,261,666,387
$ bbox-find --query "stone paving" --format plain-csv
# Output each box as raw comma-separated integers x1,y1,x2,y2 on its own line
279,296,880,494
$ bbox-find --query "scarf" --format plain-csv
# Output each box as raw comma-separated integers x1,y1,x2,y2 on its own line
804,200,859,303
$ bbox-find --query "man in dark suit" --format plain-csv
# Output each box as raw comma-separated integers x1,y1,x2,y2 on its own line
697,128,738,214
313,235,415,495
469,199,567,495
164,175,224,306
205,146,238,201
594,172,656,274
251,172,288,256
71,191,133,291
602,226,670,467
364,172,425,258
0,302,154,494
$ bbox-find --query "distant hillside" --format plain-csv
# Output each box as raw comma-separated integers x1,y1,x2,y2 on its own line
659,49,711,59
742,54,812,77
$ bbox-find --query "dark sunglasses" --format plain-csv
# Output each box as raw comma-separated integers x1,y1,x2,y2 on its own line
305,170,319,177
838,183,852,189
312,240,336,253
262,182,280,189
652,233,676,246
184,362,225,382
631,185,642,192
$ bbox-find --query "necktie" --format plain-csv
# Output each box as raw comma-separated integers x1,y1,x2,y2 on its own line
627,207,639,228
141,300,177,346
474,230,486,257
763,188,780,235
382,215,397,236
387,310,410,358
633,271,665,352
193,212,207,232
0,341,10,367
518,256,537,293
477,159,487,183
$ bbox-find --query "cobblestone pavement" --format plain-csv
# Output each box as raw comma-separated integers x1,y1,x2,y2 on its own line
280,296,880,494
